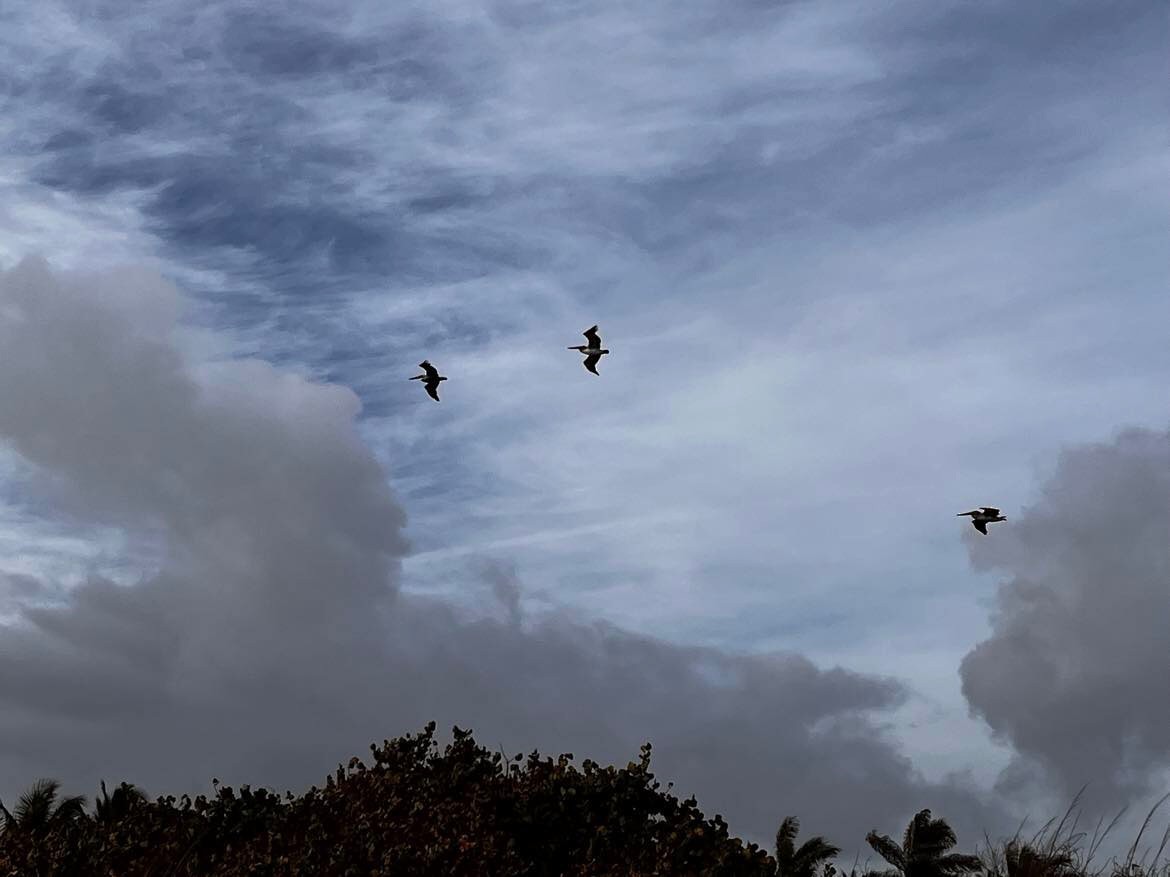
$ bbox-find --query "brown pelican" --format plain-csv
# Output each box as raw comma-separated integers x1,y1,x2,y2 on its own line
410,360,447,401
957,507,1006,535
567,325,610,375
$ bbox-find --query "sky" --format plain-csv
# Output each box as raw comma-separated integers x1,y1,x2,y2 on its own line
0,0,1168,856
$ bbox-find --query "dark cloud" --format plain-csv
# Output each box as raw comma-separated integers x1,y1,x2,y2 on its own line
220,12,381,80
81,79,170,136
960,428,1170,808
479,558,524,627
35,150,425,274
0,257,1001,848
0,572,48,609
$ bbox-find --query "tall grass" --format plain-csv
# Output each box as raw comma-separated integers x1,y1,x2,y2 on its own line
979,790,1170,877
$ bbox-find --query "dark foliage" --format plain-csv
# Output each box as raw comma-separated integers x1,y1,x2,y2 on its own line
990,841,1079,877
866,808,983,877
776,815,842,877
5,727,1165,877
0,723,775,875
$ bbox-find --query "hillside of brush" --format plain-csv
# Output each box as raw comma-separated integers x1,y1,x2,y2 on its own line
2,722,1167,876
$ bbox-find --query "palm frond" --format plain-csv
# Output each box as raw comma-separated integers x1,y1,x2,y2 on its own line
795,837,843,870
935,853,983,875
911,813,958,859
1006,840,1075,876
867,831,907,871
903,812,923,855
777,816,800,863
14,778,61,828
52,793,88,825
5,778,87,834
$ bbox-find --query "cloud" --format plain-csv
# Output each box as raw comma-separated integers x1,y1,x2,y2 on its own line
960,427,1170,808
1,0,1166,851
0,257,1001,849
479,557,523,626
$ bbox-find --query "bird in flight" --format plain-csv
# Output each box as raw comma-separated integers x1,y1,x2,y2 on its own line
956,506,1006,535
410,360,447,401
567,325,610,375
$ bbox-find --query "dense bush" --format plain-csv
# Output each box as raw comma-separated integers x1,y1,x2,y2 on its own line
0,723,774,875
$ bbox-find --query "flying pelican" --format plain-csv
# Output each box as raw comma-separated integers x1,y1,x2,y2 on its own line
410,360,447,401
567,325,610,375
957,506,1006,535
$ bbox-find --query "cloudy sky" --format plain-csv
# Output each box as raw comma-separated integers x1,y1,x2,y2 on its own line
0,0,1167,855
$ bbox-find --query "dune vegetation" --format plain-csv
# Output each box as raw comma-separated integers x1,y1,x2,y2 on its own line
1,723,1167,876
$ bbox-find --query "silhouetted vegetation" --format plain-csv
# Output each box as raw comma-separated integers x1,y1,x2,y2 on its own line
1,725,1167,876
0,723,774,875
776,814,841,877
979,789,1170,877
866,808,984,877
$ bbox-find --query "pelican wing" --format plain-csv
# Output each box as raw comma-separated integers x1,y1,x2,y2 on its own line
583,354,601,375
418,360,440,381
583,325,601,347
424,380,441,401
972,519,988,535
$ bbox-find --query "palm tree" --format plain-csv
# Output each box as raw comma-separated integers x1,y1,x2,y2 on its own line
0,778,87,836
94,780,147,822
775,815,842,877
865,809,982,877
